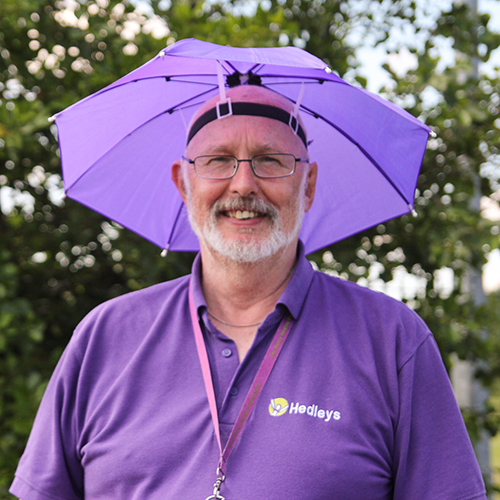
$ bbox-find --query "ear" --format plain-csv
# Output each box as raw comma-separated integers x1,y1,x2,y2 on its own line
171,160,188,205
304,161,317,213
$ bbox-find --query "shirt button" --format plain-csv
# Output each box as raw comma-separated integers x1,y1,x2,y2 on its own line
221,348,232,358
230,387,239,396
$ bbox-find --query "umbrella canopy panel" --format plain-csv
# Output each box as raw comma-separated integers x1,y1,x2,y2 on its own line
55,39,430,254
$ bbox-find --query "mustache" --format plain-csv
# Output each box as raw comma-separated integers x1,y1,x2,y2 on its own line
211,196,279,218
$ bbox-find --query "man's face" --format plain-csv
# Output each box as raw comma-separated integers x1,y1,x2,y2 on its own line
172,88,317,263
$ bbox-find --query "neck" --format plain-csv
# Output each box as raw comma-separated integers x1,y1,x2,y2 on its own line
201,242,297,315
199,242,297,359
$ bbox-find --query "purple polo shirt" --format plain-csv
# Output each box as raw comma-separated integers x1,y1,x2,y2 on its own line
11,243,486,500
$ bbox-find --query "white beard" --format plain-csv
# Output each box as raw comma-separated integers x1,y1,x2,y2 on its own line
184,177,306,263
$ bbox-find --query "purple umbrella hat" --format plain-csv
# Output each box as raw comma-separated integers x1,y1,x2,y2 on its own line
53,38,431,255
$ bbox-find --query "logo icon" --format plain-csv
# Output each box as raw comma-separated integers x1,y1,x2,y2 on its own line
269,398,289,417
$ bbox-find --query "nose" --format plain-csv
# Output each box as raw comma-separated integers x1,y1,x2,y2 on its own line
227,158,260,196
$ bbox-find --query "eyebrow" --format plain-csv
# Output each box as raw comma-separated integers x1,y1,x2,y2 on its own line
201,143,284,155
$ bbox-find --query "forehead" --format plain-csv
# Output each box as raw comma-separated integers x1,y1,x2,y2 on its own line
186,86,306,155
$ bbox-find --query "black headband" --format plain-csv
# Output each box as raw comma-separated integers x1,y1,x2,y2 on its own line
186,102,308,148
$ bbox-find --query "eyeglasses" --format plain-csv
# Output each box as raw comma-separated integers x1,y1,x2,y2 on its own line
182,154,308,180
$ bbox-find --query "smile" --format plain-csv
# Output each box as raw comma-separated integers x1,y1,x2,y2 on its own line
224,210,264,220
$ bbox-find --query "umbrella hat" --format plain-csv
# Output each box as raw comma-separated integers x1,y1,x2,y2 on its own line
54,38,431,254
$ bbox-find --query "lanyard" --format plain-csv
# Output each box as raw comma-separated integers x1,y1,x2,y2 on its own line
188,280,294,500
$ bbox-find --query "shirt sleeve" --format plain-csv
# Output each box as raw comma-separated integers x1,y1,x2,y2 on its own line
10,342,84,500
393,334,487,500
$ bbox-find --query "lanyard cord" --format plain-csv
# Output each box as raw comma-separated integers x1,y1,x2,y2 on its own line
188,280,294,494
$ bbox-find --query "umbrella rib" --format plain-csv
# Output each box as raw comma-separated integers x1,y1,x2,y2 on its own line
102,73,338,98
218,60,262,75
166,200,186,249
63,192,161,249
252,76,412,206
262,78,413,206
53,76,220,119
296,101,412,206
247,63,263,74
95,76,218,96
62,73,340,111
222,61,239,73
64,87,220,193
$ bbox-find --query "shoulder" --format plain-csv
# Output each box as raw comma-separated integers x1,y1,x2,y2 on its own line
310,269,421,318
70,274,191,358
308,270,432,369
84,273,190,321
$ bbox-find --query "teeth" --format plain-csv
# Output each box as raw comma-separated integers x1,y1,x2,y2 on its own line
229,210,258,219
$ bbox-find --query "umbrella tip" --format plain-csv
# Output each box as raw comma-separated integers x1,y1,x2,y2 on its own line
48,115,56,123
161,245,170,257
408,204,418,218
429,129,437,138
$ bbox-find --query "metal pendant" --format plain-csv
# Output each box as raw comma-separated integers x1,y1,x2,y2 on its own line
205,467,225,500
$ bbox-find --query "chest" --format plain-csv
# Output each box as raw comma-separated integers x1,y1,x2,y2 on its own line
77,322,398,499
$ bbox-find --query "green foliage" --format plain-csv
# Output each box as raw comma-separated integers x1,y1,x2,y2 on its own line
1,0,500,496
0,1,194,495
0,245,46,491
436,4,500,62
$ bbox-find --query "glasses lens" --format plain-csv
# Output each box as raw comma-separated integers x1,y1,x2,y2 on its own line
194,155,237,179
252,154,295,178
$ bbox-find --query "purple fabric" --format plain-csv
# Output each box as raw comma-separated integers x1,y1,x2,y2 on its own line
11,244,486,499
54,38,431,254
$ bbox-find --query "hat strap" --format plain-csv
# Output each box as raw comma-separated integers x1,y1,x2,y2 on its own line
186,102,308,148
215,60,233,120
290,82,305,135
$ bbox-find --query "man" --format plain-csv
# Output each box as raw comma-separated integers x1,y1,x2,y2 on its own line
11,83,486,499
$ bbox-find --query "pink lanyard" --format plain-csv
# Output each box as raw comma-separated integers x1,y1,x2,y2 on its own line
188,280,294,500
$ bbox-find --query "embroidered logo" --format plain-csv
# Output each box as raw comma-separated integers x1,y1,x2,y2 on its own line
269,398,289,417
269,397,341,422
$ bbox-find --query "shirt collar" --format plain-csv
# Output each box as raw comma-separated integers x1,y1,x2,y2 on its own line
275,240,314,319
190,240,315,321
190,252,207,315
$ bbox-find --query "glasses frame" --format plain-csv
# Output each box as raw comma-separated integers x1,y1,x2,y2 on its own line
181,154,309,180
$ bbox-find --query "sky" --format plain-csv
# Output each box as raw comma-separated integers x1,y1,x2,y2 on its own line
355,0,500,92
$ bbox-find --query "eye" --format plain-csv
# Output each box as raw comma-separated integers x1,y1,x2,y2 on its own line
259,155,281,163
205,156,234,167
197,155,234,170
254,154,288,169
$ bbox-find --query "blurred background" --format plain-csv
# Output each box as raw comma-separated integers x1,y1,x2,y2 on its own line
1,0,499,496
